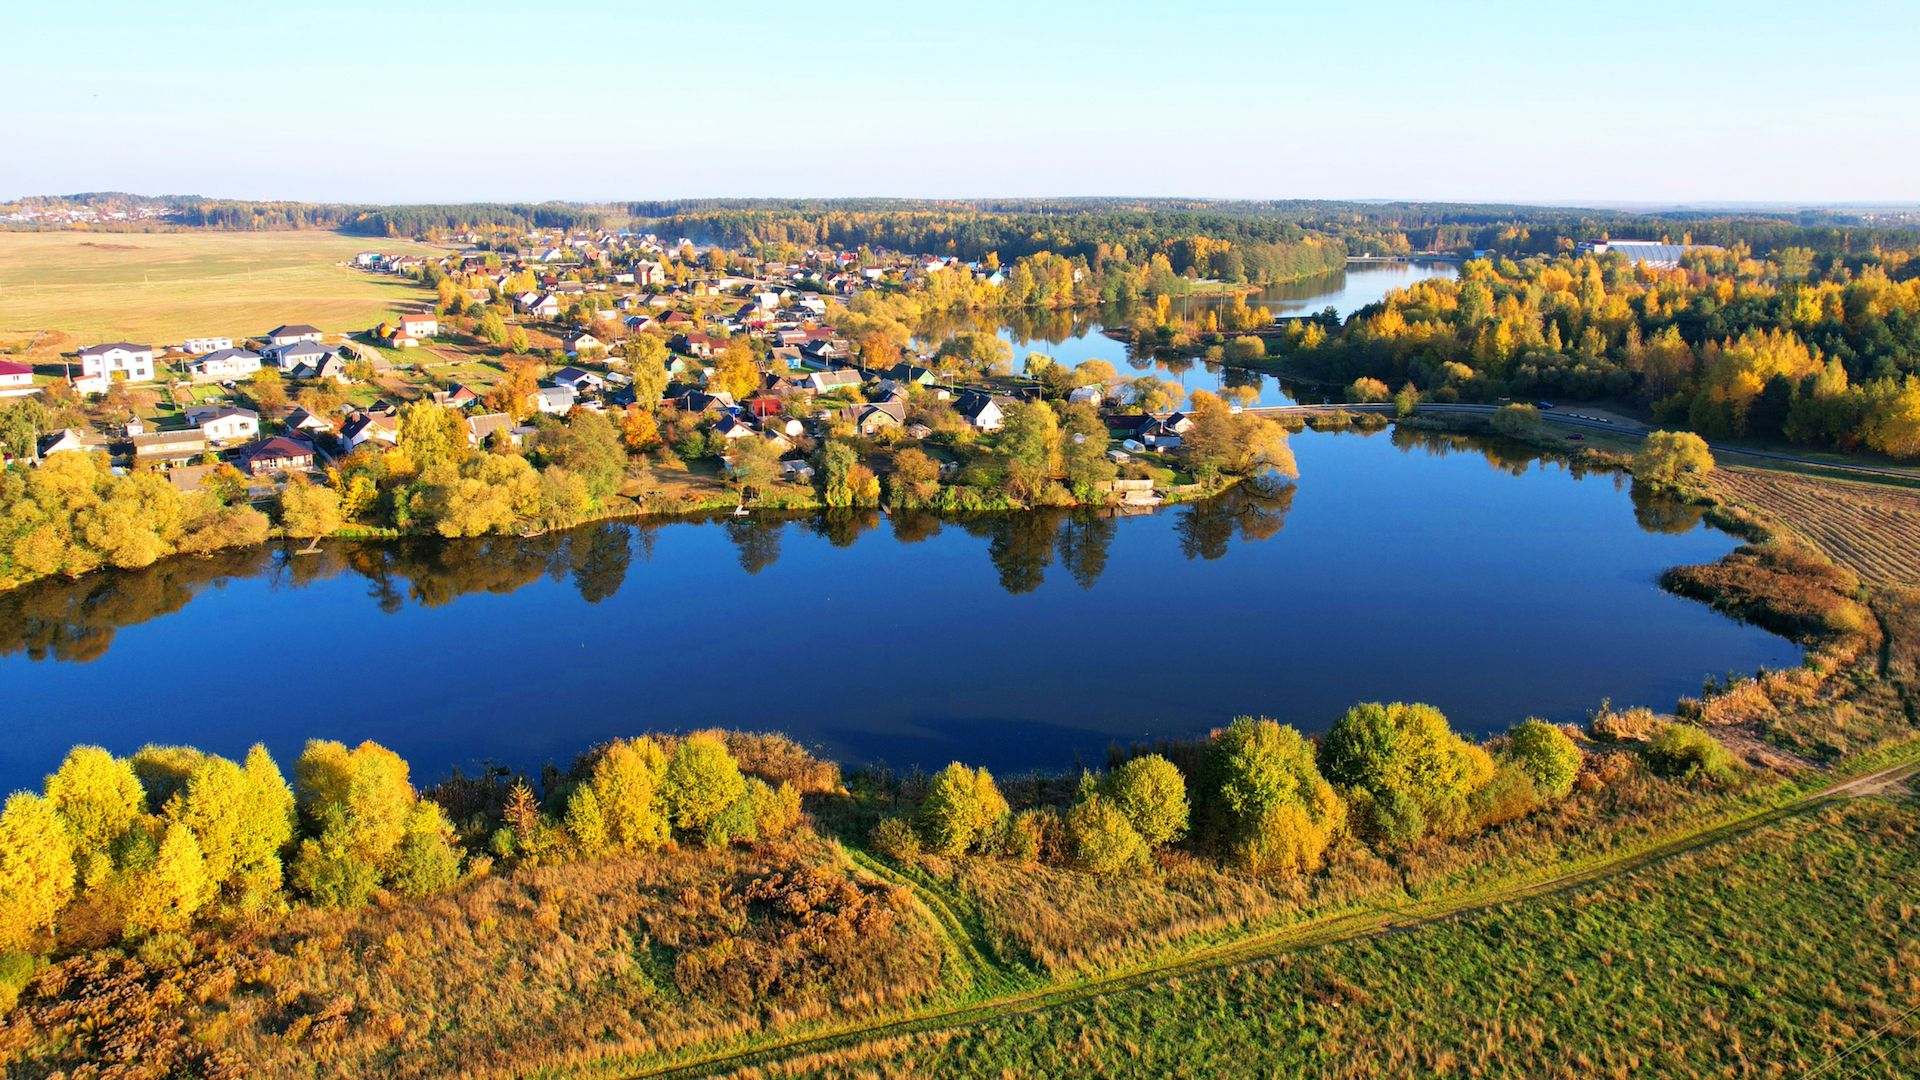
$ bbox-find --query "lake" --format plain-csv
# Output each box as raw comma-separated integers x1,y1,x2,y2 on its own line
925,260,1460,408
0,426,1797,792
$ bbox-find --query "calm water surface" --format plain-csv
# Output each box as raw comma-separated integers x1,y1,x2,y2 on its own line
932,260,1459,407
0,428,1796,791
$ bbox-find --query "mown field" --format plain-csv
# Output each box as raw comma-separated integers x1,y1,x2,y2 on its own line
785,796,1920,1080
0,230,440,346
1709,468,1920,587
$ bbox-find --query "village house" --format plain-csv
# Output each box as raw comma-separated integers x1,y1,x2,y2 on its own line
956,389,1008,432
373,322,419,348
76,342,156,383
283,407,335,435
37,428,111,457
131,429,209,468
0,360,36,398
711,414,758,441
234,435,316,476
181,336,234,354
553,366,608,393
520,293,562,319
535,385,578,415
185,404,261,445
341,410,400,451
398,313,438,338
804,368,862,394
562,332,605,357
261,339,333,372
466,412,518,448
265,324,325,347
185,348,262,381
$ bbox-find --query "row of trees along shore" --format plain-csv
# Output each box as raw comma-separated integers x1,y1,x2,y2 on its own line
0,704,1742,961
0,732,803,957
1203,247,1920,459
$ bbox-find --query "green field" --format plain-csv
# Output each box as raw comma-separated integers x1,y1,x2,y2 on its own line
0,230,442,346
797,796,1920,1079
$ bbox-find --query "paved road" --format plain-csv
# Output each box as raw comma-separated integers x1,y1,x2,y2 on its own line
1248,402,1920,483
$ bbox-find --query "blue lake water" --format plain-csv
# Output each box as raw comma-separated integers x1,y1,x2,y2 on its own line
0,427,1797,792
945,260,1461,407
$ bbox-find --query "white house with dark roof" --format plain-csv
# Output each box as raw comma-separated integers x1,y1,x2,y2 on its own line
76,342,156,383
185,348,262,381
535,385,578,415
181,336,234,354
262,339,334,372
266,324,324,347
184,404,261,445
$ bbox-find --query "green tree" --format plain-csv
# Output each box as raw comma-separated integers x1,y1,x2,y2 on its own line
1067,793,1149,875
1103,754,1189,849
663,733,746,839
1061,402,1116,498
998,400,1060,504
1319,702,1494,844
0,792,76,951
918,763,1009,857
1634,430,1714,486
1504,720,1583,800
1203,717,1346,874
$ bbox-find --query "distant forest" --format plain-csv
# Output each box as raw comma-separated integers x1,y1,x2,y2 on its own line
4,193,1917,261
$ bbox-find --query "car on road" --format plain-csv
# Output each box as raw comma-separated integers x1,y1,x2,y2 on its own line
1535,401,1556,410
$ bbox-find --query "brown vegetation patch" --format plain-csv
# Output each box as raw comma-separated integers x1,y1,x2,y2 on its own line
0,834,942,1079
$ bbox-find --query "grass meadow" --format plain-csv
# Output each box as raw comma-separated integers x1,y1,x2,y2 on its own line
786,796,1920,1080
0,230,441,346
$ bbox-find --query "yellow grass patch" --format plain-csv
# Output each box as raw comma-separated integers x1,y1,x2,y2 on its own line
0,230,443,345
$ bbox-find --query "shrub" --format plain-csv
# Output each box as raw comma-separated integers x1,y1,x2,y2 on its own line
387,828,463,899
918,764,1009,857
1634,430,1714,486
289,819,379,911
1203,717,1347,874
870,816,922,861
1469,761,1543,828
748,779,803,839
1504,720,1583,800
1104,754,1190,849
1590,703,1664,742
0,950,34,1015
665,733,748,836
136,932,196,971
701,791,758,849
993,808,1053,864
1646,723,1739,784
1320,702,1494,844
587,738,670,851
1490,402,1542,439
564,786,609,855
1067,795,1149,875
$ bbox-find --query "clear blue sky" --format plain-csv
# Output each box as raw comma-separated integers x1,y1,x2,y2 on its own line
3,0,1914,205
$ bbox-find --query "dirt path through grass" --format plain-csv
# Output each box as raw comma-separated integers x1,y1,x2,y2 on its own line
605,757,1920,1079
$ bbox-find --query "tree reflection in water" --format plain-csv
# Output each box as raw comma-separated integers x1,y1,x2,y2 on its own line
4,430,1704,667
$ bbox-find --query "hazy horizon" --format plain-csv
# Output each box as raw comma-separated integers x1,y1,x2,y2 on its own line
2,0,1915,205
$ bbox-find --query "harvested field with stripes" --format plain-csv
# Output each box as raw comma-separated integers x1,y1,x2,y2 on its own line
1709,468,1920,586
